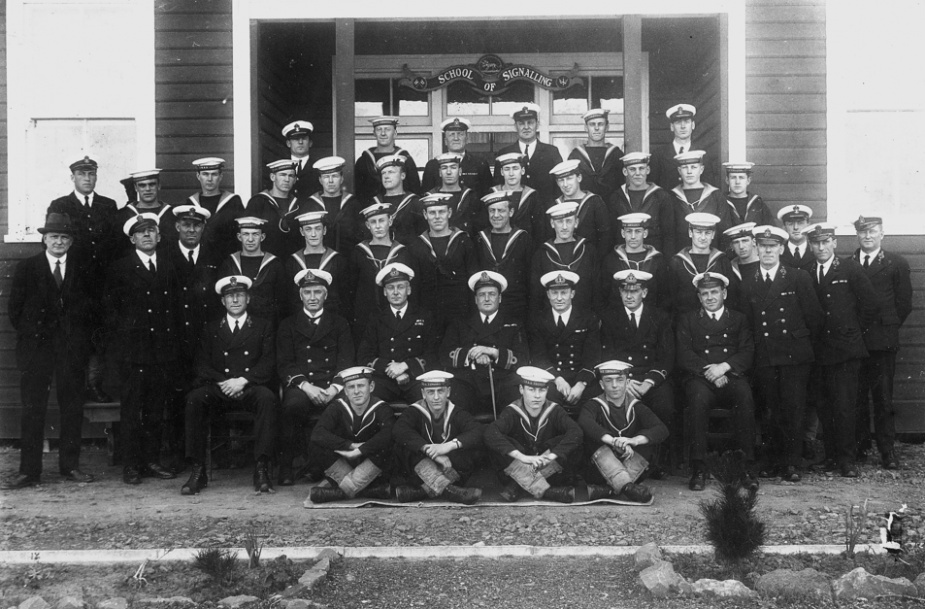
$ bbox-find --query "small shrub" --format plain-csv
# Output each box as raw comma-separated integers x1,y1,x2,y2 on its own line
244,526,264,569
193,547,239,585
700,450,766,562
844,499,869,558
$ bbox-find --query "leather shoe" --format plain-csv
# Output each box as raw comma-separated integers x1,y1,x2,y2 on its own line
499,481,521,503
619,482,652,503
542,486,576,504
359,482,391,500
309,485,346,504
143,462,176,480
61,469,94,483
840,463,859,478
646,465,667,481
181,464,207,496
443,484,481,505
123,466,142,485
5,473,40,489
396,484,429,503
781,465,801,483
85,385,113,403
882,451,900,470
586,484,613,501
278,463,295,486
689,470,706,491
253,461,273,493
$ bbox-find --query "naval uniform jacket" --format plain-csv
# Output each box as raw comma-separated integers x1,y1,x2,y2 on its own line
192,314,275,389
600,305,674,389
578,395,669,451
440,311,528,385
284,248,349,318
855,248,912,353
781,243,816,273
474,229,533,316
218,253,287,324
599,245,669,310
676,307,754,380
812,256,879,365
47,192,120,282
186,191,245,258
354,147,422,200
9,252,94,371
493,141,563,202
484,399,583,461
310,398,394,468
648,142,720,192
408,229,477,319
528,308,601,386
356,304,438,379
393,401,484,456
376,193,426,246
568,143,624,201
276,310,354,389
244,192,296,257
741,265,822,368
169,243,221,361
348,241,414,329
421,152,493,197
669,184,734,250
610,184,678,255
114,203,177,255
530,239,600,313
291,158,319,200
667,247,739,316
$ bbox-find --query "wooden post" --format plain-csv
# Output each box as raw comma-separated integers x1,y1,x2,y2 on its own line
622,15,644,153
719,13,730,168
334,19,356,188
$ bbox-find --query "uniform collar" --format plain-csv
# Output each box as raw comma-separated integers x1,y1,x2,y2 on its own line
227,312,248,328
74,190,94,205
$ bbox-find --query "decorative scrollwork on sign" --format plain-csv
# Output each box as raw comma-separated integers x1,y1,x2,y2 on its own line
397,55,583,95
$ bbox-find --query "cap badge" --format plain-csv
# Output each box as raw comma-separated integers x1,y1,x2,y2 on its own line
83,156,91,163
626,273,637,284
556,274,564,283
389,269,400,278
480,272,489,281
229,277,238,286
763,229,773,238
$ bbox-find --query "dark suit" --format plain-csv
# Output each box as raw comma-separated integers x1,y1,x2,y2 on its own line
855,249,912,456
676,307,756,462
393,401,484,485
9,252,94,477
781,242,815,273
169,243,221,384
494,141,563,202
568,144,624,201
354,147,422,200
610,184,677,255
47,192,120,287
291,158,319,200
811,256,879,466
356,305,438,402
184,315,278,463
439,312,529,415
742,265,823,468
421,152,493,197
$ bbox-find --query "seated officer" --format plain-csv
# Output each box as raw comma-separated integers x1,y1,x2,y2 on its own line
667,212,738,316
530,201,599,314
426,153,480,236
474,190,534,320
356,263,438,403
218,216,288,327
722,161,775,227
440,271,528,416
676,272,757,491
549,159,611,256
724,222,760,281
488,152,548,241
579,360,669,503
277,269,355,485
374,154,425,246
284,210,349,318
483,366,583,503
392,370,484,504
528,271,601,417
181,276,278,496
611,152,677,255
668,150,733,252
308,366,394,503
600,212,669,310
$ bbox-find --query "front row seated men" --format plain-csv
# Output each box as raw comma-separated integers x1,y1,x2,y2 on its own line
182,276,278,495
392,371,484,504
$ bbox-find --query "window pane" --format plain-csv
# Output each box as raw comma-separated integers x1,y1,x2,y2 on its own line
394,80,429,117
355,79,390,117
446,81,490,116
553,77,589,115
491,81,535,116
591,76,625,114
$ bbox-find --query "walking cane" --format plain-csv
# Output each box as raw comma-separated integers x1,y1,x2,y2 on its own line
487,362,498,420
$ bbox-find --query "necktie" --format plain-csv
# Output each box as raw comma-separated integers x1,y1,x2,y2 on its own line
483,315,490,327
818,265,824,283
148,259,156,275
765,273,771,285
232,320,240,334
710,313,716,321
395,310,402,322
53,261,63,288
630,311,637,330
863,254,870,268
556,315,565,330
678,146,684,155
188,249,195,266
84,195,90,207
524,143,531,160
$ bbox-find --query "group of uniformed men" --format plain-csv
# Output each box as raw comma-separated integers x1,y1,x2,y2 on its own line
7,101,912,505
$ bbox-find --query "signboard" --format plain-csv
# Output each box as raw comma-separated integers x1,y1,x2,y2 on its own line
397,54,583,95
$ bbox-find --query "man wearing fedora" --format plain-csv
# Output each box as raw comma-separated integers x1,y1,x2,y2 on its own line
7,213,96,488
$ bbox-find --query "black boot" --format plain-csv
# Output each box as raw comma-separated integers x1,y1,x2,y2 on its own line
498,481,521,503
359,482,391,500
395,484,429,503
542,486,576,504
181,463,207,496
443,484,481,505
586,484,613,501
254,459,273,493
309,485,347,503
618,482,652,503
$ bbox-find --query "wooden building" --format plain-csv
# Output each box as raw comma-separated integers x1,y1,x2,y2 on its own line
1,0,922,438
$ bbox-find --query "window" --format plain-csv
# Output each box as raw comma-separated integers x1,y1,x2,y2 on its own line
446,80,535,117
553,75,624,115
355,78,429,117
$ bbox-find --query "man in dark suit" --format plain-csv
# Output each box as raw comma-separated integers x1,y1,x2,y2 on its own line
778,205,816,273
741,226,823,482
493,103,563,202
105,213,181,484
439,271,529,417
421,117,493,197
676,272,757,491
648,104,719,191
181,276,278,495
276,269,355,485
356,263,438,403
853,215,913,469
281,120,317,199
804,223,879,478
6,213,95,489
47,156,119,403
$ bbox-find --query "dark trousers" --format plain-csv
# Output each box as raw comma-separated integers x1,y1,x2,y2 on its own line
451,372,520,417
683,375,756,462
184,384,278,462
280,386,329,463
18,342,85,477
370,372,421,404
856,350,897,455
754,363,811,468
121,363,175,467
817,359,862,465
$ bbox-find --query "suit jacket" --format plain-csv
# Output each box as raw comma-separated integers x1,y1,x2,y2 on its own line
354,147,422,200
812,256,879,364
578,395,669,451
483,399,583,460
47,192,120,280
568,144,624,201
291,159,320,200
310,398,394,468
421,151,493,197
440,311,528,385
169,242,221,357
356,304,438,378
610,184,677,255
676,307,754,378
528,308,601,385
104,250,180,365
8,252,94,371
393,401,484,453
494,141,563,202
855,248,913,352
741,265,822,368
193,314,276,387
276,309,354,388
600,305,674,388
